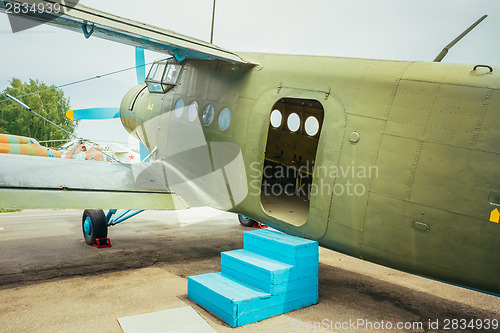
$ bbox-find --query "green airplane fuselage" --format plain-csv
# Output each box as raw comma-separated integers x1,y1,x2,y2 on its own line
121,53,500,294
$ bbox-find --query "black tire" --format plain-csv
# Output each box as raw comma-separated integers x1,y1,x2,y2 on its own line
238,214,258,227
82,209,108,245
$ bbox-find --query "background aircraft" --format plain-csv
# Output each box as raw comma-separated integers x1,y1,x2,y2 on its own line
0,133,60,157
0,133,126,162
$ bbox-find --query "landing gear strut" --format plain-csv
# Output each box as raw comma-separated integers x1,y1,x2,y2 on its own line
82,209,144,247
238,214,257,227
238,214,267,229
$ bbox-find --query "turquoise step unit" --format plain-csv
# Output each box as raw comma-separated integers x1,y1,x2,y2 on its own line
188,229,319,327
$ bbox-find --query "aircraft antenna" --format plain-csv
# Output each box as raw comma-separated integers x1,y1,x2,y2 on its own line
210,0,216,44
433,15,487,62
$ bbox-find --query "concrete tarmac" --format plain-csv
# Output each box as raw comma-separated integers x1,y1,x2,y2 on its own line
0,209,499,332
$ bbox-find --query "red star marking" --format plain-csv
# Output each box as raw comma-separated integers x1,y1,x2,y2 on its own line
129,154,135,160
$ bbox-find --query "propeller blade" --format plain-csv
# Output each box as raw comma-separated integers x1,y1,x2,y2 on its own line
66,107,120,120
66,49,145,121
136,47,146,84
140,142,151,162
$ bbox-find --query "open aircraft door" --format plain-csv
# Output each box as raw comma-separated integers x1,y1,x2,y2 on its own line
244,87,346,240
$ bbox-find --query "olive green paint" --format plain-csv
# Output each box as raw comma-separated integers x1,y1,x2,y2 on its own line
2,0,499,295
122,54,500,294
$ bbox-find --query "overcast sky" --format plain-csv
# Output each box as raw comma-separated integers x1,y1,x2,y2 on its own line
1,0,499,145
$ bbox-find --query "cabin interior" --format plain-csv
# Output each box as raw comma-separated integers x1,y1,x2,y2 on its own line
261,98,323,225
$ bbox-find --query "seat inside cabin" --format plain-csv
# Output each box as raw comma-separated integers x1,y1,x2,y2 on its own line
261,98,323,225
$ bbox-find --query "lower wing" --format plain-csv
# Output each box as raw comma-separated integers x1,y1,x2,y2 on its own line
0,154,187,210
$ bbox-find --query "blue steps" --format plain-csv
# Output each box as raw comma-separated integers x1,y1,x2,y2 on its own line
188,229,319,327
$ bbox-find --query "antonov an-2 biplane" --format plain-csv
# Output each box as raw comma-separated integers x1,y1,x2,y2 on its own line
0,0,499,296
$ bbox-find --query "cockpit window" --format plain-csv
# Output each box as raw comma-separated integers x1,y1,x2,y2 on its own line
28,138,40,145
147,62,166,82
163,64,183,85
146,59,183,94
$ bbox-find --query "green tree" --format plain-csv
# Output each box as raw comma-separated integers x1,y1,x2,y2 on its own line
0,78,77,141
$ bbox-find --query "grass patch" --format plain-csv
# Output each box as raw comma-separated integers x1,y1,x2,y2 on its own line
0,209,22,213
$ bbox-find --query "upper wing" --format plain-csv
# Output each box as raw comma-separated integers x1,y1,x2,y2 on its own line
0,0,255,64
0,154,187,210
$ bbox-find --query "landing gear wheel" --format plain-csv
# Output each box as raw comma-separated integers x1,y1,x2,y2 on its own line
238,214,258,228
82,209,108,245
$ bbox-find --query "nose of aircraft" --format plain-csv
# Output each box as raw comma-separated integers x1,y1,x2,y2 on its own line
120,84,148,134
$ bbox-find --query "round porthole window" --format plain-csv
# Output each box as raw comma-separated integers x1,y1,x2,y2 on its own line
305,116,319,136
287,113,300,132
174,98,184,118
202,104,215,126
218,107,231,131
188,101,198,122
270,110,282,128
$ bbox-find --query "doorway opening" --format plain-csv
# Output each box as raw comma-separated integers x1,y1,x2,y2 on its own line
261,98,324,225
